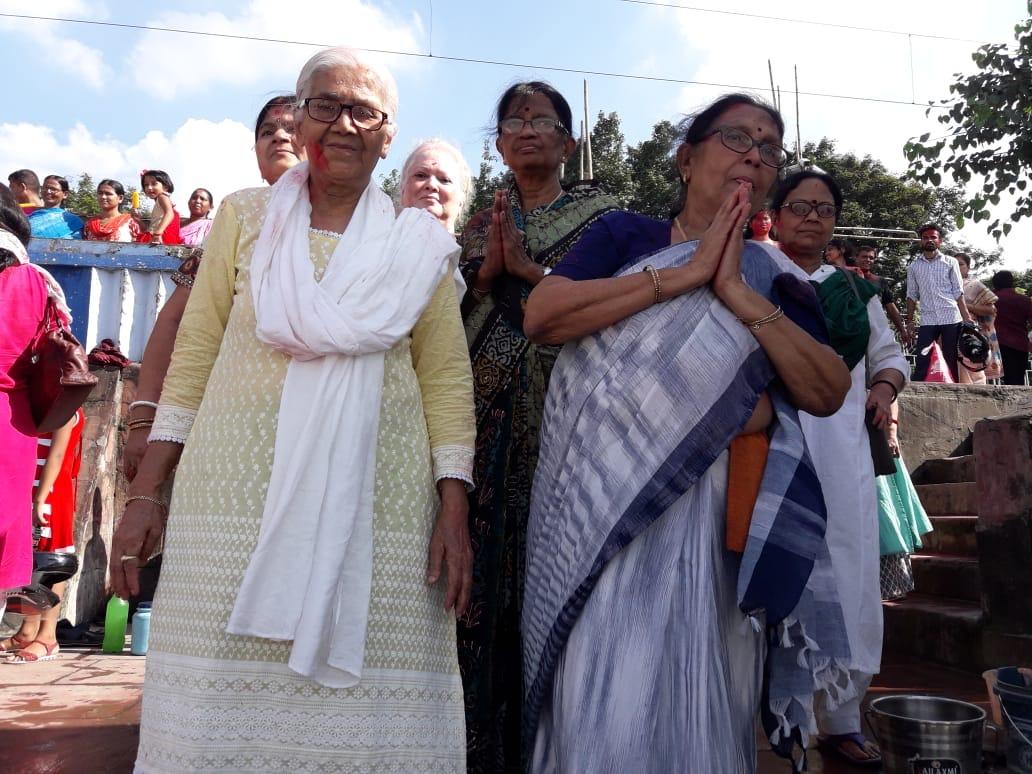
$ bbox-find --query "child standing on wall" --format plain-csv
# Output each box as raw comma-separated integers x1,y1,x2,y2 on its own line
135,170,182,245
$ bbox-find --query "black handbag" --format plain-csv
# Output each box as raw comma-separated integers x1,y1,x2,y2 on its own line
865,406,896,476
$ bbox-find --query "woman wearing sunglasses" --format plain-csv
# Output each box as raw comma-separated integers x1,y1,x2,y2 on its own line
771,168,909,768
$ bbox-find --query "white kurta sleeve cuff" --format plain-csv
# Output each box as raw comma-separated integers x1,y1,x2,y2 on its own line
149,404,197,444
431,444,475,489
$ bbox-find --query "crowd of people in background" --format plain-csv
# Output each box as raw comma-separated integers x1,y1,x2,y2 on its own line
7,168,213,247
2,42,1032,774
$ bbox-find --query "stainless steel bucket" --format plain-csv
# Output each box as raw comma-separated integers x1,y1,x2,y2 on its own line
866,694,986,774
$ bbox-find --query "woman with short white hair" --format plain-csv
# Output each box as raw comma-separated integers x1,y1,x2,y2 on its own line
112,46,475,772
399,139,472,234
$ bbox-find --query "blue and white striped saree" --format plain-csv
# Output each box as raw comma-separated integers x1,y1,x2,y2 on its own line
523,241,853,772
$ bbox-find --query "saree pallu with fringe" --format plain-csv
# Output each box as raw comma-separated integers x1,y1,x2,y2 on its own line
523,241,853,773
456,181,618,774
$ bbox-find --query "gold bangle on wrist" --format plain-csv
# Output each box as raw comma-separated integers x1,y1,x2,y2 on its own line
642,265,662,305
739,305,784,331
126,494,168,515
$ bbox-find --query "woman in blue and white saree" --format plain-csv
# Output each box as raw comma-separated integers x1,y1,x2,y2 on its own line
522,94,854,773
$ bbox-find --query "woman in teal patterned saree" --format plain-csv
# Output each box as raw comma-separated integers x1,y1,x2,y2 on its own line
456,81,617,774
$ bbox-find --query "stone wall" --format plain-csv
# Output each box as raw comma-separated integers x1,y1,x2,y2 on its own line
898,383,1032,471
60,366,137,626
973,412,1032,660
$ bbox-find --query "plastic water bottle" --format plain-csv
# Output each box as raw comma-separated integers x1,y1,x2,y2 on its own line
130,602,152,656
101,596,129,653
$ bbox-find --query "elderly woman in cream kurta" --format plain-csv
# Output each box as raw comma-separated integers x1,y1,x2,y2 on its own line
111,47,475,773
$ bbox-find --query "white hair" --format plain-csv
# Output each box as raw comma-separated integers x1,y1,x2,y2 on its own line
400,138,473,221
295,46,399,120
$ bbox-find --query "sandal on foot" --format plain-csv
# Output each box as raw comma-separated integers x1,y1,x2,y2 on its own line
5,640,60,664
818,733,882,767
0,635,33,653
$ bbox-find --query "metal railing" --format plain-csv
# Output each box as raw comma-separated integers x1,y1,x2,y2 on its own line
28,238,189,362
833,226,920,244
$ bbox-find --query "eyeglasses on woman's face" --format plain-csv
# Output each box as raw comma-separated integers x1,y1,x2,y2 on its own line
781,200,838,219
302,98,389,131
497,117,566,136
707,127,788,169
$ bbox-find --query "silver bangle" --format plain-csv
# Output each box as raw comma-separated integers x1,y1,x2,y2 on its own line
129,400,159,411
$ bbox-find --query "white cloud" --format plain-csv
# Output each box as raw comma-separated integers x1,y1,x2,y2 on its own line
0,119,263,214
0,0,109,88
653,0,1031,265
128,0,424,101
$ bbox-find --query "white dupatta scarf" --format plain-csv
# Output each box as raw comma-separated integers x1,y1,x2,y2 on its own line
226,162,458,687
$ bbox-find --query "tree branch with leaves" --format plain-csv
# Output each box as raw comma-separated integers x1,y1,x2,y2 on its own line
904,2,1032,240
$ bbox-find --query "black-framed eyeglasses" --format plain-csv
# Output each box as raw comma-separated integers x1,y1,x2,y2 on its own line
706,127,788,168
302,98,389,130
781,200,838,219
497,117,567,136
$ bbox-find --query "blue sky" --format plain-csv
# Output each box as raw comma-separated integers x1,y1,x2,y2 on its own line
2,0,1029,267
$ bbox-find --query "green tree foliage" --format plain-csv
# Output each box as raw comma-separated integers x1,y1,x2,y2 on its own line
904,2,1032,240
466,140,507,220
565,112,635,205
378,168,400,204
804,139,966,293
466,116,678,221
65,172,100,217
1011,270,1032,294
626,120,681,219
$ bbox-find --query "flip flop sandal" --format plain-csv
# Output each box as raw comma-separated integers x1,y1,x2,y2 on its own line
818,733,882,767
4,640,60,664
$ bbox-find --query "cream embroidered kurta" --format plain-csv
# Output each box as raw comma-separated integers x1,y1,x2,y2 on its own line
136,187,475,773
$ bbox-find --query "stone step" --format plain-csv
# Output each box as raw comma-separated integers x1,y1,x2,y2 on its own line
911,454,976,485
883,593,986,672
911,553,981,602
915,482,978,516
922,515,979,556
983,630,1032,668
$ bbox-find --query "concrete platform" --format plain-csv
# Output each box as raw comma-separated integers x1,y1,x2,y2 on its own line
0,643,142,773
0,643,1002,773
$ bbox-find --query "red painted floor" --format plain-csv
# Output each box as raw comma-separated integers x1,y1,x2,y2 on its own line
0,645,1005,773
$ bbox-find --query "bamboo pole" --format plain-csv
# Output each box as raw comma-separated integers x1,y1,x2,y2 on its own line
583,79,593,180
794,65,802,165
579,120,585,181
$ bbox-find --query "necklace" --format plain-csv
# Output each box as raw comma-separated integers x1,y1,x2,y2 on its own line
672,216,690,243
525,186,565,213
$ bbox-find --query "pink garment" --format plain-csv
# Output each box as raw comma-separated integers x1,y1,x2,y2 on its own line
924,341,956,384
0,263,47,590
179,217,213,247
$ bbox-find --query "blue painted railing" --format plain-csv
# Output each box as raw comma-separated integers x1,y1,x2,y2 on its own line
28,238,190,362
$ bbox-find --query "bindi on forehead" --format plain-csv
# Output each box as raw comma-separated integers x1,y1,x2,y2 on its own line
506,94,557,118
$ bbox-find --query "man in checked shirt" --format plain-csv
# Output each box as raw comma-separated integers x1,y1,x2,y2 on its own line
905,223,973,381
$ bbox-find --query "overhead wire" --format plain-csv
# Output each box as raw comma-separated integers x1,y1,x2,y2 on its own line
614,0,998,45
0,10,972,109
